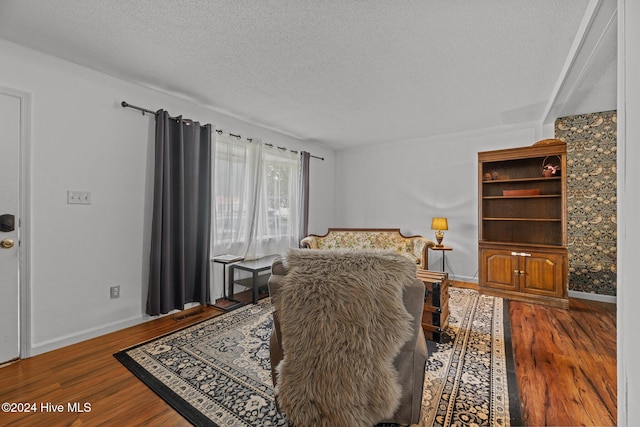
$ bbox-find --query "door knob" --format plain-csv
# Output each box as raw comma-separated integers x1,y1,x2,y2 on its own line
1,239,14,249
0,214,15,232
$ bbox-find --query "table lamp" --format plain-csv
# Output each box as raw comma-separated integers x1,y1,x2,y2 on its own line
431,217,448,247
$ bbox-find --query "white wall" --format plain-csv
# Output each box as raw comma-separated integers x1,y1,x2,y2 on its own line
618,1,639,425
0,39,335,356
333,123,543,279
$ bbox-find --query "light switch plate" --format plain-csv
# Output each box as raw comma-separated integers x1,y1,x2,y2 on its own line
67,190,92,205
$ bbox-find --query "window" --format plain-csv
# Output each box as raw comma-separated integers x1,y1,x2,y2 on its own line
212,134,301,259
254,148,301,254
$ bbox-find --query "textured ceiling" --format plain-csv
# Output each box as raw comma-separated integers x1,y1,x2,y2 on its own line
0,1,616,150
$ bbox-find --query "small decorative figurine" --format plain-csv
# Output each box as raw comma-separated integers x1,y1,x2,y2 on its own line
542,163,561,177
541,156,561,177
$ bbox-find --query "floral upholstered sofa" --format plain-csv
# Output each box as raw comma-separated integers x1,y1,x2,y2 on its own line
300,228,435,269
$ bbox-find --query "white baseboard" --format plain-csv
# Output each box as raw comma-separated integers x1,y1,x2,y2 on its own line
27,303,203,357
28,314,149,357
569,290,617,304
449,274,478,284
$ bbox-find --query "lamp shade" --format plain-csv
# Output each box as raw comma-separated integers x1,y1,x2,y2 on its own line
431,217,448,231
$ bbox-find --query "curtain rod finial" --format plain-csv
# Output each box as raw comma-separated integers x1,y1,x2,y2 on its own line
121,101,128,108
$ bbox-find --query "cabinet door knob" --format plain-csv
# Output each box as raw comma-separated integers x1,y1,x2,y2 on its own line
511,252,518,256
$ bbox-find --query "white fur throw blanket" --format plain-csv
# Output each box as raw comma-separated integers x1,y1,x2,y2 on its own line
274,249,416,427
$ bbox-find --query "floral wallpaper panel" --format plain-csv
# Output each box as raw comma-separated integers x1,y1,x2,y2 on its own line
555,110,617,296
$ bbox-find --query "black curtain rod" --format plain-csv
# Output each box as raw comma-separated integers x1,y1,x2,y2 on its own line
121,101,157,116
121,101,199,125
122,100,324,161
214,130,324,160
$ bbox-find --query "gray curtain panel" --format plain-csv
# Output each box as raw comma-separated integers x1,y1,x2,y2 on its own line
299,151,310,244
147,110,212,315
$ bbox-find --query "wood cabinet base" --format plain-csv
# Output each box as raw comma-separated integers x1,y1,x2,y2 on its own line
479,286,569,309
479,243,569,309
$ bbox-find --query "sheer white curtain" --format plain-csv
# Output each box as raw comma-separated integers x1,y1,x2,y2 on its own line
212,134,261,257
212,134,302,260
247,146,301,259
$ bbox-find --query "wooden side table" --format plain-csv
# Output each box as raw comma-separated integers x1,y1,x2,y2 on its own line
430,245,453,272
416,269,450,343
229,255,280,304
211,254,245,311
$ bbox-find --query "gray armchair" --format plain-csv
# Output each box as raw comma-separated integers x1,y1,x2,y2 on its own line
268,249,427,426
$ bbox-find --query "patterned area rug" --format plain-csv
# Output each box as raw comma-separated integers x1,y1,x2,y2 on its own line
114,288,522,426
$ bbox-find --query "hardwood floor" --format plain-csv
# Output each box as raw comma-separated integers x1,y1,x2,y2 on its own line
510,297,617,426
0,303,224,426
0,292,616,426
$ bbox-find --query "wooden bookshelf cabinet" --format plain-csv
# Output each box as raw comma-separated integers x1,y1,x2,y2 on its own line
478,140,568,309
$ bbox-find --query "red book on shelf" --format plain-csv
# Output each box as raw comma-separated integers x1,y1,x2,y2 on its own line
502,189,540,196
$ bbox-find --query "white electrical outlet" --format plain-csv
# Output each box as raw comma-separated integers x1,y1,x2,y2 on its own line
110,285,120,299
67,190,92,205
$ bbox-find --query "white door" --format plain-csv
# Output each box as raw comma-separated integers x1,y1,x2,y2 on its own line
0,91,21,363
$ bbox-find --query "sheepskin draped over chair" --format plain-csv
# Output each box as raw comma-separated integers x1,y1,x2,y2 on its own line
268,249,428,426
